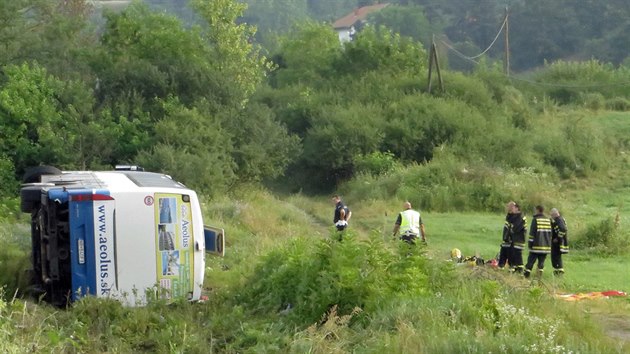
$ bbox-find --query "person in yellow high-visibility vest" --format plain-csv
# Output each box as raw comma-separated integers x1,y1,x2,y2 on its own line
392,201,426,244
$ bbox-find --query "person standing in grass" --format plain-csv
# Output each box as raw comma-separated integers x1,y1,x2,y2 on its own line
524,205,552,278
508,202,527,273
498,201,526,271
550,208,569,275
498,201,515,269
332,195,352,232
392,201,426,245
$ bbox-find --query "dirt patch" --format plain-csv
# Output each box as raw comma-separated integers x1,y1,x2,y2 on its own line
593,312,630,344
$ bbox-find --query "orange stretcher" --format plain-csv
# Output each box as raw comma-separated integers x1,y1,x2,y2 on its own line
554,290,627,301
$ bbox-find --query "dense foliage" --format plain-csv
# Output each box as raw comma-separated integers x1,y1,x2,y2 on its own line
1,2,630,352
232,0,630,72
0,0,297,197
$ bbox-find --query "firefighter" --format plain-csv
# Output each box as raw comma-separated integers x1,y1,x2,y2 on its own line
550,208,569,275
524,205,552,278
498,201,515,269
508,202,527,273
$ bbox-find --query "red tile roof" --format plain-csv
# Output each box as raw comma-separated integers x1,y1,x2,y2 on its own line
332,3,390,29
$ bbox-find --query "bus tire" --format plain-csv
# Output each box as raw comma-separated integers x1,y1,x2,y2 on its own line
22,166,61,183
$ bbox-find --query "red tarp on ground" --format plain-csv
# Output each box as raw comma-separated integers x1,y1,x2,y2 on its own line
555,290,627,301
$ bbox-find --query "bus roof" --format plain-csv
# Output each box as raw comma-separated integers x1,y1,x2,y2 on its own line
41,171,188,191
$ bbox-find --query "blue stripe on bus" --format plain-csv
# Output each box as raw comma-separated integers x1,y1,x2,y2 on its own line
66,189,110,301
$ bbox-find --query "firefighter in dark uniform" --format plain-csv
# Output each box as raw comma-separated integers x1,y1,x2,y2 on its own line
550,208,569,275
524,205,552,278
508,202,527,273
498,201,515,269
498,202,527,272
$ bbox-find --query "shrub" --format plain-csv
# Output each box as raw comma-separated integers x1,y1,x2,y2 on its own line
353,151,399,177
344,150,559,213
605,97,630,111
0,155,18,198
572,212,630,255
239,234,451,326
0,224,31,300
532,111,610,178
580,92,606,111
439,72,496,112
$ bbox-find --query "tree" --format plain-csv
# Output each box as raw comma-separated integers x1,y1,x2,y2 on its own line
0,63,68,173
271,22,341,88
369,5,433,45
135,99,236,194
222,102,301,181
0,63,117,174
0,0,96,78
334,26,427,77
191,0,272,104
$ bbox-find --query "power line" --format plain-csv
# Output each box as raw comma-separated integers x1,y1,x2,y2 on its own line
438,15,507,62
438,39,479,65
433,8,630,90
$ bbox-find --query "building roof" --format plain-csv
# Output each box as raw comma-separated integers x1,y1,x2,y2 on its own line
332,3,390,29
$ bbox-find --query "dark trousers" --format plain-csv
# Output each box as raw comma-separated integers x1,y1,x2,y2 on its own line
551,243,563,269
498,246,511,267
401,233,418,245
510,247,524,271
525,253,547,271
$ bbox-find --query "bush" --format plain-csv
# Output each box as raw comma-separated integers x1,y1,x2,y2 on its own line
0,224,31,300
572,212,630,255
581,92,606,111
605,97,630,111
343,150,559,213
239,234,451,326
353,151,399,177
532,111,610,178
0,155,18,198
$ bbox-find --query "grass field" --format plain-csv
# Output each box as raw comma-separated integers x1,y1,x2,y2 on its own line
0,112,629,352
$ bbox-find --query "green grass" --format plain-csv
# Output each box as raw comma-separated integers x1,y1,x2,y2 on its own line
1,112,630,352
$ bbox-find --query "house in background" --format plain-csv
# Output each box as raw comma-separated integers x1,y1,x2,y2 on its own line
332,3,390,43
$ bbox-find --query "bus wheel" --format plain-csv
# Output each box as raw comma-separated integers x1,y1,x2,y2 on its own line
22,166,61,183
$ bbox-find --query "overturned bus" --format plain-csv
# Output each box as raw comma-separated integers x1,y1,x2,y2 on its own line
20,166,224,306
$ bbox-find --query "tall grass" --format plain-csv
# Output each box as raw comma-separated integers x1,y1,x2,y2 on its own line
343,150,560,213
0,188,628,352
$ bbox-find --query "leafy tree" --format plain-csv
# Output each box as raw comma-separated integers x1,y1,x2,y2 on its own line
300,103,385,188
369,5,433,45
334,26,427,77
0,0,96,78
0,63,117,174
191,0,272,103
222,102,301,181
0,63,70,172
271,22,341,88
95,3,228,108
136,99,235,193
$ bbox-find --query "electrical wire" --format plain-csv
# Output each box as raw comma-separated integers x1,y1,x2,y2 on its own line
436,14,630,89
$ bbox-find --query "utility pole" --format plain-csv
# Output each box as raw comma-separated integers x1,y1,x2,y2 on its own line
504,6,510,77
427,35,443,93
